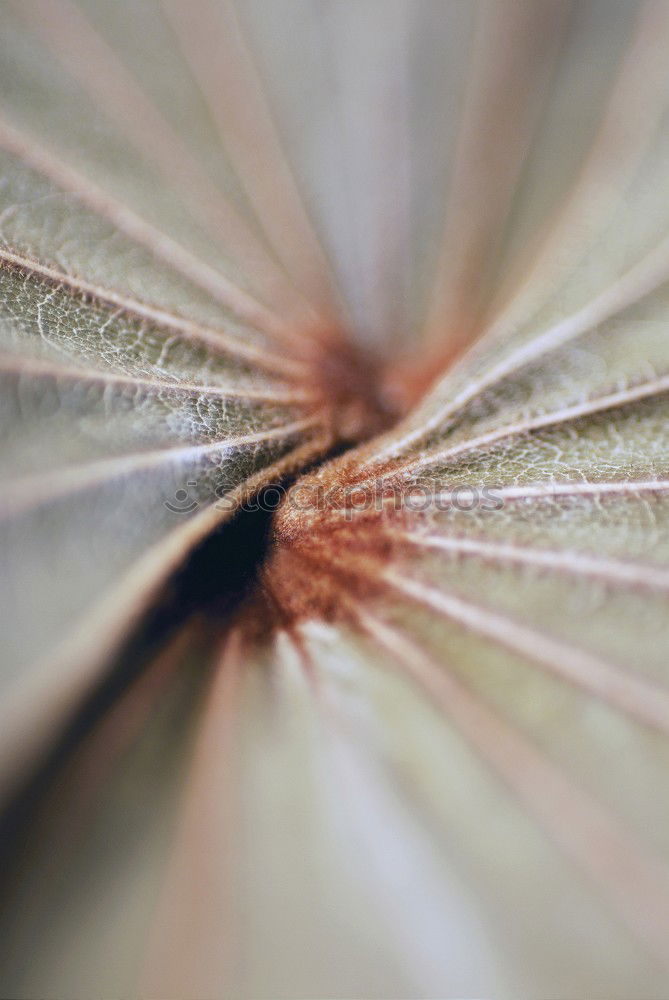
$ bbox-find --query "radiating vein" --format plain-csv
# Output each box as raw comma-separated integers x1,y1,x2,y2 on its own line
286,625,495,994
140,628,242,997
380,568,669,735
0,245,309,379
332,479,669,521
391,372,669,479
479,0,669,343
0,116,298,345
371,223,669,464
0,351,316,403
386,479,669,516
422,0,568,351
0,415,323,519
284,542,669,733
162,0,342,328
319,0,412,351
0,433,331,797
396,531,669,592
354,608,669,969
13,0,321,331
488,479,669,501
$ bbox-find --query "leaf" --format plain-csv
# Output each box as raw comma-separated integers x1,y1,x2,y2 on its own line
3,2,669,999
0,86,330,789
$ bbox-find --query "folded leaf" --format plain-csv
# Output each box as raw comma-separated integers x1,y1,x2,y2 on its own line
3,2,669,998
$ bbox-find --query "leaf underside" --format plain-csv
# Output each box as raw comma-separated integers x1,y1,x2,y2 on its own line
2,2,669,997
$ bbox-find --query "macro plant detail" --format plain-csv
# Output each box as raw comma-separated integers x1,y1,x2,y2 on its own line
2,1,669,997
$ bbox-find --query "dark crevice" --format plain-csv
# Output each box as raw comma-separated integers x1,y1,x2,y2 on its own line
0,460,334,865
0,337,395,880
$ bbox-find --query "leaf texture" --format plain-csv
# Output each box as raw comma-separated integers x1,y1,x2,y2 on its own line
3,2,669,999
0,80,330,787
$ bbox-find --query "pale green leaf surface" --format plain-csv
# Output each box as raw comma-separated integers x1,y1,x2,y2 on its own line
3,2,669,999
0,144,282,339
0,624,215,998
0,1,298,319
0,88,327,789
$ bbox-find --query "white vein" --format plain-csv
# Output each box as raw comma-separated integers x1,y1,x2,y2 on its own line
162,0,342,327
489,479,669,501
13,0,320,332
381,568,669,736
355,608,669,970
0,415,322,519
0,351,315,403
0,116,298,346
392,372,669,478
397,531,669,592
422,1,567,349
0,435,330,797
369,226,669,465
473,0,669,356
0,245,308,378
